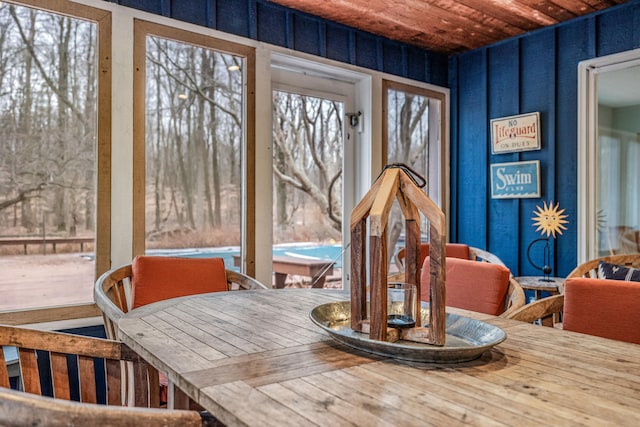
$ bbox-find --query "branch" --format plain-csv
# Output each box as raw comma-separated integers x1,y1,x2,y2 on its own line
9,6,90,129
0,184,44,211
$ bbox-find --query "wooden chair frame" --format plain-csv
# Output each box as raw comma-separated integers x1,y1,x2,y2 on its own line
0,325,211,426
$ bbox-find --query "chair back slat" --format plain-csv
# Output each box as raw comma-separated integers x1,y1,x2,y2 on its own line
19,348,41,395
0,348,9,388
132,361,150,408
148,365,160,408
79,355,97,403
105,359,123,406
50,352,71,400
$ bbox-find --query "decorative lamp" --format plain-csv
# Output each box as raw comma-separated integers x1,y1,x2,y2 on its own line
350,164,446,346
527,201,569,281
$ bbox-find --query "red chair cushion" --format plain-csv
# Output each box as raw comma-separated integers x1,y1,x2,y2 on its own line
563,277,640,344
420,256,510,315
131,256,228,309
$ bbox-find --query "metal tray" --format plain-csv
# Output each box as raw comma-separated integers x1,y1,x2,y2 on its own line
310,301,506,363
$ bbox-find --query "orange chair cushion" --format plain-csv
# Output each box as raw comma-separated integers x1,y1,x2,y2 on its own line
131,256,228,309
420,256,510,315
563,277,640,344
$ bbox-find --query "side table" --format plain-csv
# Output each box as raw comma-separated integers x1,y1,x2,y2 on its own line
515,276,564,301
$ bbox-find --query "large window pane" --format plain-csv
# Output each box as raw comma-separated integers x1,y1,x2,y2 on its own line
385,81,444,267
141,30,247,268
272,90,344,287
0,2,101,312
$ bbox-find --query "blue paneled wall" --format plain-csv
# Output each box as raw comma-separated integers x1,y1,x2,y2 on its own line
108,0,448,86
450,1,640,276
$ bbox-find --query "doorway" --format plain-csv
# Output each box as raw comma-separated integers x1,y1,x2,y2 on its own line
578,48,640,262
270,58,357,289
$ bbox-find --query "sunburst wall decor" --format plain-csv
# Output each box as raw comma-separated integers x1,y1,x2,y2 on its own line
527,201,569,281
531,200,569,238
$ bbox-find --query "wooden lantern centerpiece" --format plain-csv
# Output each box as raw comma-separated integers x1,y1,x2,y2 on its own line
350,166,446,346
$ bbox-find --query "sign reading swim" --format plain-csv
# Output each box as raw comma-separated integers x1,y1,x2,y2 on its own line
490,160,540,199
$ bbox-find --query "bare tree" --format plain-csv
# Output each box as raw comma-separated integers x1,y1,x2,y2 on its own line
0,4,96,239
272,91,343,239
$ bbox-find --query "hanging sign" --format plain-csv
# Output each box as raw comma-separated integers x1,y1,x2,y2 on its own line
490,160,540,199
490,112,540,154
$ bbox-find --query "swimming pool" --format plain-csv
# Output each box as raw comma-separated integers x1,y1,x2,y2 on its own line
147,243,344,270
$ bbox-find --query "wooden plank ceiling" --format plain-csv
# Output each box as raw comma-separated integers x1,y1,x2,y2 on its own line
268,0,629,54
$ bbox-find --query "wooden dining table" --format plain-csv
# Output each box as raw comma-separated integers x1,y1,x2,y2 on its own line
117,289,640,426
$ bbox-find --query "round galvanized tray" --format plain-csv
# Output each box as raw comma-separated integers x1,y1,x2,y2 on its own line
310,301,506,363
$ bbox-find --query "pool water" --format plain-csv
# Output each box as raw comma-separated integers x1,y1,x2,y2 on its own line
148,243,344,270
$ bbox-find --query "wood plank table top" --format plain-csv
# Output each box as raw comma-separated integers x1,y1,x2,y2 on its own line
118,289,640,426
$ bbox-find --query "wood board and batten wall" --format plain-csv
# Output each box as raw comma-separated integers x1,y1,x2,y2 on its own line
450,1,640,277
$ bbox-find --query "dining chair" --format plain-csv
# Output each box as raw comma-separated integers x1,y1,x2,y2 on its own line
94,255,268,407
95,256,268,340
0,324,217,426
508,276,640,344
419,256,526,317
566,253,640,279
508,253,640,328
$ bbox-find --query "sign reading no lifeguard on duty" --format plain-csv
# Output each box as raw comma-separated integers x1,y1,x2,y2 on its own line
490,112,540,154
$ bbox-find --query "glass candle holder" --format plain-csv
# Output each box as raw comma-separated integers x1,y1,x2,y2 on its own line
387,282,417,329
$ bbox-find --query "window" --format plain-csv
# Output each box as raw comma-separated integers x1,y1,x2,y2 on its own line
133,21,256,273
0,0,110,322
383,80,446,263
270,58,356,289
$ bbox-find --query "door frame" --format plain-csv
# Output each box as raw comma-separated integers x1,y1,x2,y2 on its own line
270,58,357,289
577,47,640,263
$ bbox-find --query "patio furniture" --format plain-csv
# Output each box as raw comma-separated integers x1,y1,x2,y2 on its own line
233,254,334,288
419,256,526,317
94,255,268,407
566,253,640,278
117,289,640,426
95,256,268,340
509,254,640,337
508,276,640,344
0,325,213,426
515,275,564,300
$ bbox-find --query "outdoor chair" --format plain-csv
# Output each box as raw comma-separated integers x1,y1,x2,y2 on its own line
0,324,218,426
508,253,640,336
94,255,268,407
508,276,640,344
95,255,268,340
419,256,526,317
566,253,640,279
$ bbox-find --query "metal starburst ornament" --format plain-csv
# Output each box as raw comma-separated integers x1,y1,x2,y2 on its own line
532,201,569,238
